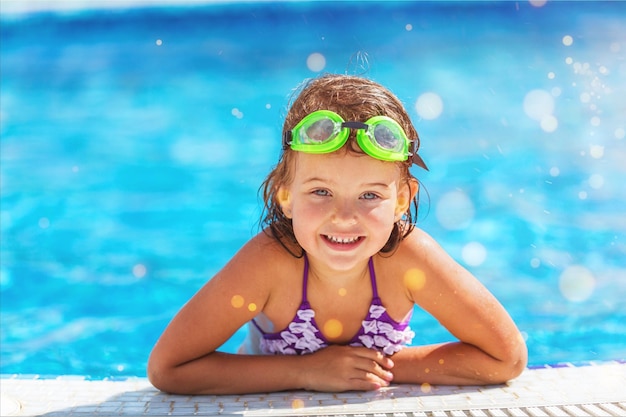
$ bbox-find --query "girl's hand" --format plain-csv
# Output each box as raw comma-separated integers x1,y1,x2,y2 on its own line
300,345,394,392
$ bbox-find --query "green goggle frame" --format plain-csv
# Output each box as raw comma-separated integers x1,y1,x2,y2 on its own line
282,110,428,170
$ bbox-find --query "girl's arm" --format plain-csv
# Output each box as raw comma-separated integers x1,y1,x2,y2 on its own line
391,229,527,385
147,233,392,394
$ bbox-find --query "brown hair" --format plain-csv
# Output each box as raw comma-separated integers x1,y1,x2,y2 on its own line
260,74,424,257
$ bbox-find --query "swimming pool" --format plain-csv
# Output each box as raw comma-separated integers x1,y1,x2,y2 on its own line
1,1,624,379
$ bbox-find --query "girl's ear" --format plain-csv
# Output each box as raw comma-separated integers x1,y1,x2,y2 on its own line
395,179,418,221
277,186,293,218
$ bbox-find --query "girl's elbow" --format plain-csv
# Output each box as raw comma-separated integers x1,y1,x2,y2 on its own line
495,337,528,383
509,341,528,378
147,356,178,394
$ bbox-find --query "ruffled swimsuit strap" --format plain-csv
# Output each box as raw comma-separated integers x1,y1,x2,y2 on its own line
368,257,379,299
302,253,310,302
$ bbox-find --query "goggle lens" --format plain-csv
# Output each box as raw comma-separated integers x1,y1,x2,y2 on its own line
301,118,336,144
372,123,404,153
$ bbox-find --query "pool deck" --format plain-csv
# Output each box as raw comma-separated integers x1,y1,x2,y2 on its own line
1,362,624,417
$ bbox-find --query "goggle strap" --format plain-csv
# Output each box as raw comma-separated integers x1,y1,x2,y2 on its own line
282,130,293,150
411,151,429,171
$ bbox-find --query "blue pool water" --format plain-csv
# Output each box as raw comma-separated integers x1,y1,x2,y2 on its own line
1,1,625,378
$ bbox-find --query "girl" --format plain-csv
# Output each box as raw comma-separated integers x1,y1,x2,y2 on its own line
147,74,527,394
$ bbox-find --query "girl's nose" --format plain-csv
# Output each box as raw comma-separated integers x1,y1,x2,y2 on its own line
331,200,357,225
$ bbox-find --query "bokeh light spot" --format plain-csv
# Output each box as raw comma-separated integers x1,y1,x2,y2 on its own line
614,127,625,140
589,174,604,190
590,116,601,127
562,35,574,46
38,217,50,229
540,114,558,132
132,264,147,278
323,319,343,339
248,303,257,312
231,295,244,309
291,399,305,409
307,52,326,72
580,92,591,103
0,268,12,289
404,268,426,291
231,108,244,119
523,89,554,122
436,190,475,230
420,382,432,393
405,23,413,31
415,92,443,120
462,242,487,267
438,359,445,365
155,39,163,46
559,265,596,302
338,288,347,297
549,167,560,177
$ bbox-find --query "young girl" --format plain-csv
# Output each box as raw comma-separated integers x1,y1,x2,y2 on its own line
147,74,527,395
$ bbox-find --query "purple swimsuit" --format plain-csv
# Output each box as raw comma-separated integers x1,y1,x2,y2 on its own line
251,255,415,356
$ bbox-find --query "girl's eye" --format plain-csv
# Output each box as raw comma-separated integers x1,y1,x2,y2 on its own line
312,189,330,197
361,192,380,200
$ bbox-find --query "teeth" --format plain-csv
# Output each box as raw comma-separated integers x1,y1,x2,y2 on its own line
326,235,360,244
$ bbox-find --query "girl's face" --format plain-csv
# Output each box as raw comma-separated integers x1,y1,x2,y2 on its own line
278,151,413,273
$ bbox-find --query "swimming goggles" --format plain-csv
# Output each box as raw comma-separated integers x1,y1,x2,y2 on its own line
283,110,428,170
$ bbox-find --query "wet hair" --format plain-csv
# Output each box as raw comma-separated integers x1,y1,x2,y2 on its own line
259,74,423,257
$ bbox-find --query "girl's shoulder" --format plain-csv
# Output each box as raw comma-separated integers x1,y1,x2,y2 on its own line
377,228,457,284
394,227,445,260
243,231,302,262
229,231,304,280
